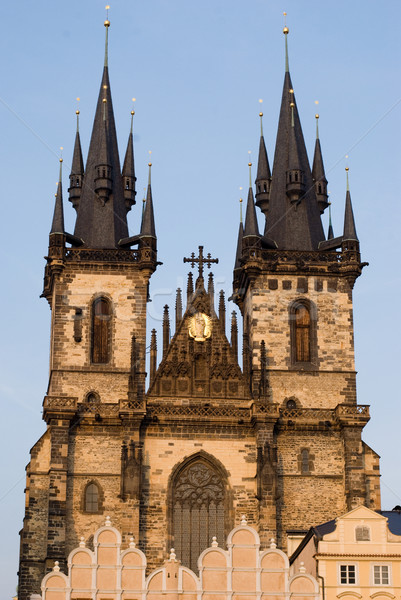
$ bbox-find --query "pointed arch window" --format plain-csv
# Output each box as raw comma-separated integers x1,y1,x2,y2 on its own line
289,300,318,368
295,305,310,362
171,458,228,573
85,483,99,512
91,297,111,364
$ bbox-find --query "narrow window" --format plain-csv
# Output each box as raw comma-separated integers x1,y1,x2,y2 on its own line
85,483,99,513
92,297,111,364
295,305,311,362
126,178,130,189
258,184,261,193
373,565,389,585
301,449,309,473
340,564,356,584
286,399,296,409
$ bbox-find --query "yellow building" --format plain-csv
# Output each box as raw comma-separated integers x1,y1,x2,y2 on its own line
291,505,401,600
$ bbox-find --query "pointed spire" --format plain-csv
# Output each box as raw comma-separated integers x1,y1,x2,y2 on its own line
140,163,156,238
244,165,260,237
122,109,137,212
51,159,65,234
231,312,238,361
263,25,324,250
68,108,85,211
255,112,272,216
343,168,358,243
208,272,215,311
163,305,170,358
175,288,182,332
73,16,129,248
187,272,194,305
150,329,157,387
312,114,329,214
219,290,226,335
327,202,334,240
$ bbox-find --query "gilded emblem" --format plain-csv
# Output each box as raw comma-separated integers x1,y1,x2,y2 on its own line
188,312,211,341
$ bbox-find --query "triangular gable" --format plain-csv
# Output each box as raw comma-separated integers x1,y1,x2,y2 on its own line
148,283,247,400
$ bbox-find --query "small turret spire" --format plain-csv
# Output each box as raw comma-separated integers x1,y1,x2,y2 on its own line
187,272,194,304
140,162,156,238
244,165,260,238
327,202,334,240
312,113,329,214
150,329,157,386
122,107,137,212
231,311,238,360
175,288,182,331
68,104,85,211
219,290,226,334
255,111,272,217
163,305,170,358
343,167,358,243
51,159,65,234
208,272,215,310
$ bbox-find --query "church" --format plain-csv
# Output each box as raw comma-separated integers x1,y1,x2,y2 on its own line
17,15,381,599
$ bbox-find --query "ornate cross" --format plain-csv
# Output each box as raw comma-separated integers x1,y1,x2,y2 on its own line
183,246,219,280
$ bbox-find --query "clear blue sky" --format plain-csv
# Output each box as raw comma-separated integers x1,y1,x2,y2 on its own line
1,1,400,595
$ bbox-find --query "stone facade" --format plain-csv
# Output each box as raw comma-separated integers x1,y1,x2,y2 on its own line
17,20,381,600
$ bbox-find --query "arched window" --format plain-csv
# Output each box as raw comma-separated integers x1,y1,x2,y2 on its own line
171,458,227,573
85,483,99,512
289,300,317,367
91,297,111,364
286,398,297,409
295,305,310,362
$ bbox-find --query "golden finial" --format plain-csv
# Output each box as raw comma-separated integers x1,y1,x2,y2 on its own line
239,197,243,224
104,5,110,27
345,166,350,191
283,11,289,34
283,12,289,72
248,160,252,188
258,100,264,136
289,89,294,94
148,151,152,186
104,6,110,67
315,113,320,139
75,97,80,132
58,149,63,182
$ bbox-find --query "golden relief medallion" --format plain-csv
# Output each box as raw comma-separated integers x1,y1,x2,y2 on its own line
188,312,212,341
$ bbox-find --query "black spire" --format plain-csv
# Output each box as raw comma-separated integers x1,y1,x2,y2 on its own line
343,168,358,243
140,163,156,238
327,203,334,240
263,27,325,250
122,110,136,212
50,160,65,235
244,164,260,238
312,114,329,214
255,113,272,216
68,110,84,211
73,19,129,248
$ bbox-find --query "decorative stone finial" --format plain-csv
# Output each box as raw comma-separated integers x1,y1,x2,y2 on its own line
105,515,111,526
169,548,176,561
53,561,60,572
241,515,247,525
212,536,218,547
129,536,136,548
299,561,306,574
79,536,85,548
270,538,277,549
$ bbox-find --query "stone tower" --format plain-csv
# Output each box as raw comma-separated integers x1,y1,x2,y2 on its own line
18,20,380,600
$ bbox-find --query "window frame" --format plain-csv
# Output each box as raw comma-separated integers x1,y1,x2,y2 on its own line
338,562,358,586
91,296,112,364
289,299,318,369
371,563,391,586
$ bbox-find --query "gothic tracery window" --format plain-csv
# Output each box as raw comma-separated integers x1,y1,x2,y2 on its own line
290,300,317,367
91,297,111,364
295,304,310,362
172,460,226,573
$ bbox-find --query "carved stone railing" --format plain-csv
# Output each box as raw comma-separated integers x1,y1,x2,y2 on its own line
335,404,370,418
280,407,334,421
147,403,247,420
260,249,343,264
77,402,120,417
65,248,140,262
119,399,146,412
43,396,78,410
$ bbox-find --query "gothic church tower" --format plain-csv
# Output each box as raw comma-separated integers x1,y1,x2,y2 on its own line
18,18,380,600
